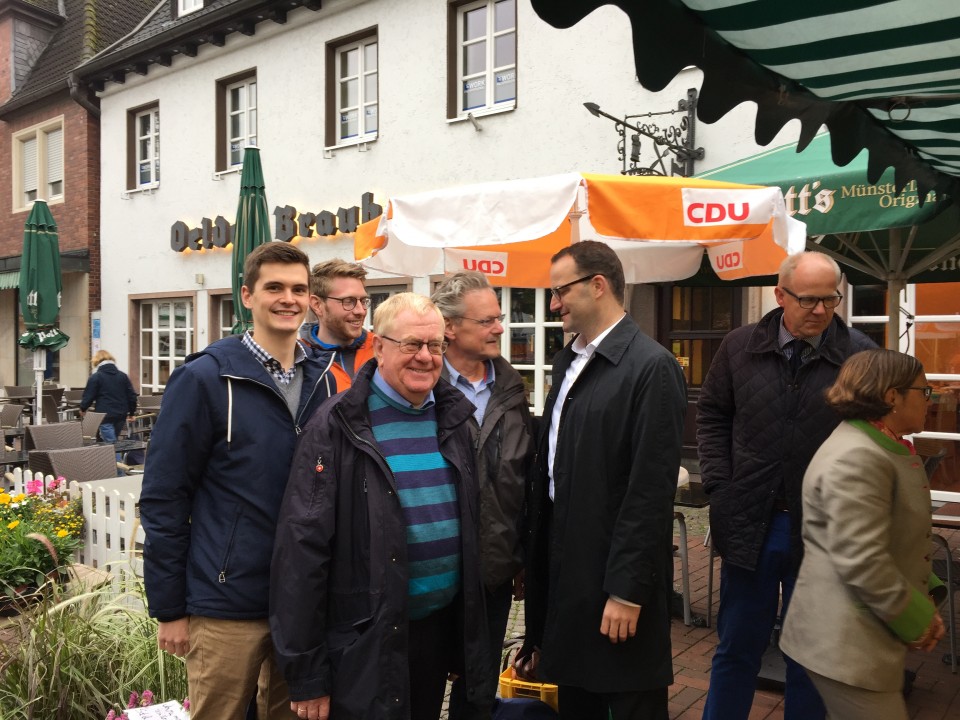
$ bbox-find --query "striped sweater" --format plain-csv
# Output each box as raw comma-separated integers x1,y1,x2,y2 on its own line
368,383,462,620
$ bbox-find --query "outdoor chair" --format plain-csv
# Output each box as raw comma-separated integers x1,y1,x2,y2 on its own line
4,385,35,402
81,411,107,443
138,394,163,412
46,445,119,484
23,421,83,452
63,388,85,407
41,394,63,424
1,403,24,429
43,386,65,405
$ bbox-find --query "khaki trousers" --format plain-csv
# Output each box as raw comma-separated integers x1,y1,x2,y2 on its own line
807,669,907,720
186,616,298,720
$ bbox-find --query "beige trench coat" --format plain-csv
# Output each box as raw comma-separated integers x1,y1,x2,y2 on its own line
780,421,936,691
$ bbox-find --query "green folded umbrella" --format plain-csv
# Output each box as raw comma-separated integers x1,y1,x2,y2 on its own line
231,146,272,335
18,200,69,351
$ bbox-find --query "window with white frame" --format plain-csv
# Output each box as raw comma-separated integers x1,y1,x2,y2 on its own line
139,299,193,392
213,294,237,341
179,0,203,16
335,36,378,144
497,286,562,415
134,107,160,188
454,0,516,116
13,120,63,210
225,76,257,169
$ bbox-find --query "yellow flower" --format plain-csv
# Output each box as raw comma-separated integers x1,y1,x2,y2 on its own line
0,493,10,505
12,493,25,503
7,520,20,530
57,529,68,538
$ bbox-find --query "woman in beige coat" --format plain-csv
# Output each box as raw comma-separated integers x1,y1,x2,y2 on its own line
780,348,945,720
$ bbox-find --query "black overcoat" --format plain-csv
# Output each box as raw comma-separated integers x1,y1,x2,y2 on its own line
524,315,687,692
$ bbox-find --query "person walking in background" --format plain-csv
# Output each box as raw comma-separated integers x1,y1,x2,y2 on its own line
140,242,335,720
697,251,876,720
303,259,376,387
271,292,488,720
432,271,536,719
79,349,138,444
780,349,945,720
518,241,687,720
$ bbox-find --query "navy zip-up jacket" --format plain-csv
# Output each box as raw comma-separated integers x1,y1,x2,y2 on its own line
141,336,335,621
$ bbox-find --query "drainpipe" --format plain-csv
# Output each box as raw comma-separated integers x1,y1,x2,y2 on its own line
67,74,100,117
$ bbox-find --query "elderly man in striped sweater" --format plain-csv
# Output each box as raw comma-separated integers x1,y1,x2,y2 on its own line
270,292,490,720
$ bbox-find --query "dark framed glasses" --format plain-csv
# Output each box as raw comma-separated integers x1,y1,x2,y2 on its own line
550,274,597,299
322,295,371,310
781,286,843,310
904,385,934,400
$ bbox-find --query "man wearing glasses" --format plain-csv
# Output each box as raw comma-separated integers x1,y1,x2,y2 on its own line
303,259,376,388
431,271,536,720
271,293,488,720
698,251,876,720
518,241,687,719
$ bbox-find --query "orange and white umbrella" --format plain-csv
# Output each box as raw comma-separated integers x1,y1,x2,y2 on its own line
355,172,806,287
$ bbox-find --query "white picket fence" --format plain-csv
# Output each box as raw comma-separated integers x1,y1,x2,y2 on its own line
6,467,145,592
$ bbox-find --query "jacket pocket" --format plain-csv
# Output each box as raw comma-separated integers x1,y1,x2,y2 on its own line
216,504,244,584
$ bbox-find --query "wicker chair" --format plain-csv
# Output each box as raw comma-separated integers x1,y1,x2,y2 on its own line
64,388,85,407
1,403,24,429
81,411,107,442
24,421,83,452
4,385,35,402
138,395,163,412
48,445,119,483
41,394,63,424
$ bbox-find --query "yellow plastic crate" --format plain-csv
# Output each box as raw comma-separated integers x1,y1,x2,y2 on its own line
498,667,559,711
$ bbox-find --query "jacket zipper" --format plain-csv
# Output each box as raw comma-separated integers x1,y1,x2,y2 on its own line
218,508,243,583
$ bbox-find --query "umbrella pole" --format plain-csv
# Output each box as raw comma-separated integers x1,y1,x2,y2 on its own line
33,348,45,425
886,279,905,351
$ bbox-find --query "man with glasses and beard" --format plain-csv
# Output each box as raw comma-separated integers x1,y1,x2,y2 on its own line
303,259,376,388
698,251,876,720
271,292,488,720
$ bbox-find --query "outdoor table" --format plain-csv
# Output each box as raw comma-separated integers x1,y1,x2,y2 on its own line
674,480,711,627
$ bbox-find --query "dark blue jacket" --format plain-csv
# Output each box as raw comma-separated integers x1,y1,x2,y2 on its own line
141,336,336,622
697,309,876,571
79,362,138,423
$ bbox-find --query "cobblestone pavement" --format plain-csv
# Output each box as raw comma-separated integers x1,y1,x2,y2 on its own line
442,517,960,720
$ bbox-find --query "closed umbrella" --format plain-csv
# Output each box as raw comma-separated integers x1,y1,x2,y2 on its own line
18,199,69,424
231,146,271,334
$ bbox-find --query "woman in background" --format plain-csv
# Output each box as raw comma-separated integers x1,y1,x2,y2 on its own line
780,348,945,720
79,349,138,444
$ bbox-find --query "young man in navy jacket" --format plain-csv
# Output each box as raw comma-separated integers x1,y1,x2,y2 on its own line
141,242,336,720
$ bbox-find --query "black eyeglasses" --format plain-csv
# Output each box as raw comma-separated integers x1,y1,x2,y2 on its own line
781,286,843,310
457,314,505,327
322,295,371,311
380,335,448,356
550,274,597,299
904,385,934,400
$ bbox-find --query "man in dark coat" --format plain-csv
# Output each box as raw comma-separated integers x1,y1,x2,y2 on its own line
697,251,876,720
79,349,138,443
519,241,687,720
271,292,489,720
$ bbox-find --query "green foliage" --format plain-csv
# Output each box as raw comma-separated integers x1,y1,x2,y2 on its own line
0,569,188,720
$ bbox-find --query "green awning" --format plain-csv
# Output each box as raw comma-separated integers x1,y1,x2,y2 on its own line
0,271,19,290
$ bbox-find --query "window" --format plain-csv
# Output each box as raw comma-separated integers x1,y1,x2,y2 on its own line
212,294,237,341
139,299,193,392
450,0,516,118
127,105,160,189
216,71,257,171
500,287,562,414
178,0,203,16
325,30,378,148
13,119,63,210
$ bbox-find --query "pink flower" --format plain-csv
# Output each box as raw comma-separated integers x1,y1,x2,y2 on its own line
127,691,139,708
25,479,42,495
140,690,154,706
182,698,190,711
106,711,116,720
51,476,64,489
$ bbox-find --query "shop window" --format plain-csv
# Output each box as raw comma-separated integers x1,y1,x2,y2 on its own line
448,0,516,119
326,31,378,148
138,299,194,392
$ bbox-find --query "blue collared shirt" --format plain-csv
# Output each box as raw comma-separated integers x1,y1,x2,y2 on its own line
371,369,436,409
777,319,825,366
444,358,495,425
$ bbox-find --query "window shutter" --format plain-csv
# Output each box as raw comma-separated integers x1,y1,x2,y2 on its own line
22,137,38,194
46,127,64,184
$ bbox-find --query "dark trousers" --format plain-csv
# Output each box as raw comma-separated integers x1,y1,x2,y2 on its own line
702,511,826,720
449,579,514,719
558,684,668,720
408,601,457,720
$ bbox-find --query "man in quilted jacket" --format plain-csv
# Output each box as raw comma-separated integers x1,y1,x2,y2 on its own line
698,251,875,720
